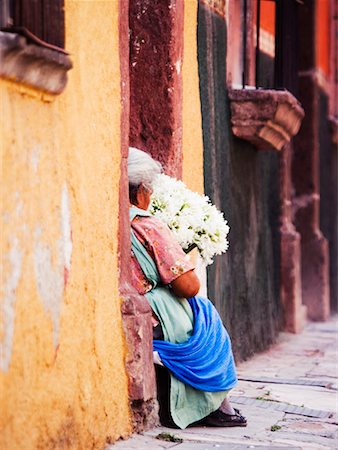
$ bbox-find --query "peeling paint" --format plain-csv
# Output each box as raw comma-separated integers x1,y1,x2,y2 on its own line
0,238,23,372
60,184,72,273
33,226,64,348
2,212,10,224
1,0,132,444
33,184,72,347
30,145,41,173
14,192,24,217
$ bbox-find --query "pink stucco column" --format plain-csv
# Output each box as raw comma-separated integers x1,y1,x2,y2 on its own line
291,3,330,321
118,0,158,431
279,144,306,332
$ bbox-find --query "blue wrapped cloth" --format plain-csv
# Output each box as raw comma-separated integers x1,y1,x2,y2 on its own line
153,295,237,392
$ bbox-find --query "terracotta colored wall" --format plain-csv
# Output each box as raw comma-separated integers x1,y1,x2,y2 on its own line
129,0,184,176
129,0,203,189
0,2,131,449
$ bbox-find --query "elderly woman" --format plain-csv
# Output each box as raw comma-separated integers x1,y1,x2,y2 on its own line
128,147,247,429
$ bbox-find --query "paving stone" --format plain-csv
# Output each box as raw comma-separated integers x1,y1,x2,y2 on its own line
232,379,338,412
108,317,338,450
145,405,285,446
266,430,338,449
272,436,333,450
238,376,338,390
106,434,177,449
231,397,333,419
306,323,338,333
282,418,338,438
172,444,301,450
308,362,338,380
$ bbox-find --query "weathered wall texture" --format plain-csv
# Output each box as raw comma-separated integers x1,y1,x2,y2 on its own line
129,0,184,176
119,0,158,433
198,2,281,361
129,0,204,206
126,1,206,425
0,1,131,449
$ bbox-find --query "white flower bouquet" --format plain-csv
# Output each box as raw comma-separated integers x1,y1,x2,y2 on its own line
149,174,230,266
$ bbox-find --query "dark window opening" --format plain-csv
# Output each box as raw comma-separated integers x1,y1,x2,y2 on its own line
255,0,276,89
274,0,302,95
241,0,302,90
241,0,276,89
0,0,65,49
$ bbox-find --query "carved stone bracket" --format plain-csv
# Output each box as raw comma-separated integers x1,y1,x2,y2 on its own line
0,30,73,95
228,88,305,151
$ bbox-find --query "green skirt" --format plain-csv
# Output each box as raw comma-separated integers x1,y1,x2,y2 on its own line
146,286,228,429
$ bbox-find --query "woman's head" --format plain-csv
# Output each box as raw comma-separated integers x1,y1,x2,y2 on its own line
128,147,162,208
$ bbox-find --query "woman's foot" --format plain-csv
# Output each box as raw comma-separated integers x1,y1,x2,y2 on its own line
201,408,247,427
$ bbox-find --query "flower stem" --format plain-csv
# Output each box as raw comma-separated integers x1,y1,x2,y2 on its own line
184,243,197,254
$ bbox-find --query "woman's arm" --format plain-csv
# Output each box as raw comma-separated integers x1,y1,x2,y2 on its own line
132,216,200,297
170,269,200,298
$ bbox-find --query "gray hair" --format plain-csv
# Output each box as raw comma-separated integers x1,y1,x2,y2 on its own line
128,147,162,190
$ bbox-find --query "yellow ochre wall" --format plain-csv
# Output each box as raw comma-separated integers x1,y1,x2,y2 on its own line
181,1,207,286
182,0,204,194
0,1,131,449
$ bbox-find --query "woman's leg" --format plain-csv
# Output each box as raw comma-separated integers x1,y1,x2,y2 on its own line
153,322,178,428
219,396,236,415
154,365,178,428
200,395,247,427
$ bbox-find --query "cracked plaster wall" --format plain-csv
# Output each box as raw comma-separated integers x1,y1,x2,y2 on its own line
0,1,131,448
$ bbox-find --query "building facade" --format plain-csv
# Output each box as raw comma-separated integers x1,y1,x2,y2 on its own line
1,1,132,449
1,0,337,448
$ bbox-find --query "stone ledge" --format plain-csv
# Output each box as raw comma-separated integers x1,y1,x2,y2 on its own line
120,283,156,405
0,30,73,95
228,88,305,151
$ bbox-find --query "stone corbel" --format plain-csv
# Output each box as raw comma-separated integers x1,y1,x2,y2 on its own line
228,88,305,151
0,30,72,95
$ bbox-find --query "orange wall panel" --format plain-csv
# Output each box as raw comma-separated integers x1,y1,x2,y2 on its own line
316,0,330,76
260,0,275,35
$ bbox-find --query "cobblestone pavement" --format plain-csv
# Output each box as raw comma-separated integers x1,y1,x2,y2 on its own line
107,316,338,450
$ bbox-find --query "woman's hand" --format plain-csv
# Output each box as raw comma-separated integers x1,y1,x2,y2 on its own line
170,269,200,298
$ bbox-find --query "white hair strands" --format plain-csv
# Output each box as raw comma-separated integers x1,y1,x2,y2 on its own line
128,147,162,190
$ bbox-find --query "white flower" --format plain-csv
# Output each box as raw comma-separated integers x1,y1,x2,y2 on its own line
149,174,230,265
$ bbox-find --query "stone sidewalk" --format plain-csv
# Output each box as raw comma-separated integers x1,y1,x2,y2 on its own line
107,316,338,450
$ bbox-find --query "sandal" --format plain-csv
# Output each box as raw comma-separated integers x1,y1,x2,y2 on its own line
201,408,247,427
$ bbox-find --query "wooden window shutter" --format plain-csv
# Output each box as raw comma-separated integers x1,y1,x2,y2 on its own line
3,0,65,48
